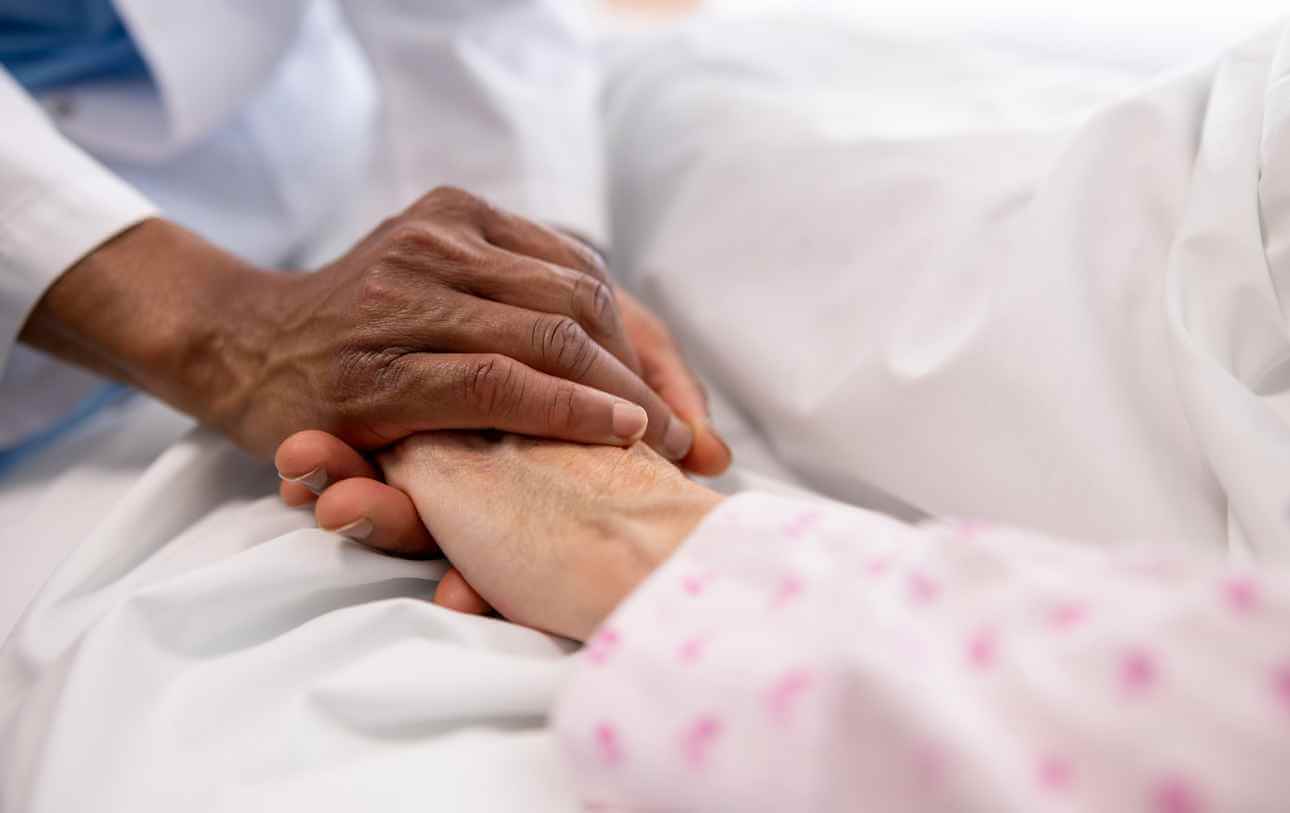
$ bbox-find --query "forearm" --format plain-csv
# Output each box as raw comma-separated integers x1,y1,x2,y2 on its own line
18,218,282,433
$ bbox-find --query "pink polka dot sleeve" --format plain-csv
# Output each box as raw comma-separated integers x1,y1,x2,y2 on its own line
552,493,1290,811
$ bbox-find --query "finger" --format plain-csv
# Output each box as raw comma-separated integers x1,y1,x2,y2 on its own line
375,352,672,451
433,567,492,616
644,355,730,477
437,304,694,461
636,336,731,477
479,206,609,282
402,185,608,284
616,289,728,475
473,206,642,372
275,430,378,505
280,480,317,508
314,476,440,559
405,187,609,284
465,247,641,373
641,338,707,423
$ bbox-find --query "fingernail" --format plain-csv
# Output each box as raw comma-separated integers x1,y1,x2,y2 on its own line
662,417,694,461
330,517,373,543
278,466,329,495
612,401,649,442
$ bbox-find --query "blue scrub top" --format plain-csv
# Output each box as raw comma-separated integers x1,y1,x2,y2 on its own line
0,0,147,92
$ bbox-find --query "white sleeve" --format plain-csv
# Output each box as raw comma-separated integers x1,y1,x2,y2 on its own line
335,0,607,243
0,68,157,371
554,493,1290,811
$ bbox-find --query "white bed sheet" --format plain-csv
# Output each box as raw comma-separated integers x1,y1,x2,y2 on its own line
4,9,1290,812
0,402,583,811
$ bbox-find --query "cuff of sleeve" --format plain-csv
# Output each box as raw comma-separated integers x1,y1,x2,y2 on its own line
0,170,157,371
552,492,900,807
604,491,892,619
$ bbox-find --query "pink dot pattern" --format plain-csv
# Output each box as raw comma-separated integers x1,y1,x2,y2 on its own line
907,570,941,605
1119,647,1159,695
681,716,722,769
557,497,1290,811
595,722,622,766
1152,775,1204,813
1047,601,1088,631
771,573,804,609
765,668,813,724
966,627,998,670
1222,576,1260,614
676,636,706,665
585,628,620,666
784,511,821,540
1273,662,1290,714
681,572,712,597
865,557,890,578
1036,754,1074,791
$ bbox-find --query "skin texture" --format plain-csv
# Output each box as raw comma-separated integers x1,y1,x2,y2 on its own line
21,186,731,473
276,429,723,640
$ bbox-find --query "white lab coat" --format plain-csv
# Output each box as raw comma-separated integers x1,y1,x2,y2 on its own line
0,0,605,447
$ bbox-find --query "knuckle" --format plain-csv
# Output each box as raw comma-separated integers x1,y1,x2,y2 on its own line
428,185,474,205
384,221,439,256
545,380,579,433
354,264,405,312
571,238,609,279
338,345,406,390
422,185,489,220
372,215,401,237
462,355,526,418
573,274,617,335
381,219,479,272
533,315,596,380
551,228,608,277
328,348,401,426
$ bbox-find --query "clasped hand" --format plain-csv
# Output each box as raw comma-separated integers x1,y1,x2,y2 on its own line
228,187,729,473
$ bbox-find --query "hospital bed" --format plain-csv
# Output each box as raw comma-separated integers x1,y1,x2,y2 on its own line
2,4,1286,809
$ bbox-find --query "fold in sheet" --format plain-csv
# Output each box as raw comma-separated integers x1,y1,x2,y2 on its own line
608,18,1290,558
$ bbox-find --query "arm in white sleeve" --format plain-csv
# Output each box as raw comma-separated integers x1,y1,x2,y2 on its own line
335,0,606,242
554,493,1290,811
0,68,156,371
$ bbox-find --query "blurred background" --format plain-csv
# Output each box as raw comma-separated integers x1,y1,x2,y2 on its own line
606,0,1285,74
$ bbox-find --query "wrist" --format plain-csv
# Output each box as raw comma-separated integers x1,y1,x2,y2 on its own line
21,219,280,433
572,487,724,640
120,222,281,430
166,256,293,444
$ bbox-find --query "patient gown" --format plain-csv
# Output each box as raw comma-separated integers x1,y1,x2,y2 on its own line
556,492,1290,811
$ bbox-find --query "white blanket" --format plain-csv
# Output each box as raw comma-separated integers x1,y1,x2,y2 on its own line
609,16,1290,558
4,12,1289,812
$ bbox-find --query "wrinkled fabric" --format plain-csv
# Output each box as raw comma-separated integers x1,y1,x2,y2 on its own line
556,492,1290,811
0,425,581,812
608,17,1290,559
5,10,1290,813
